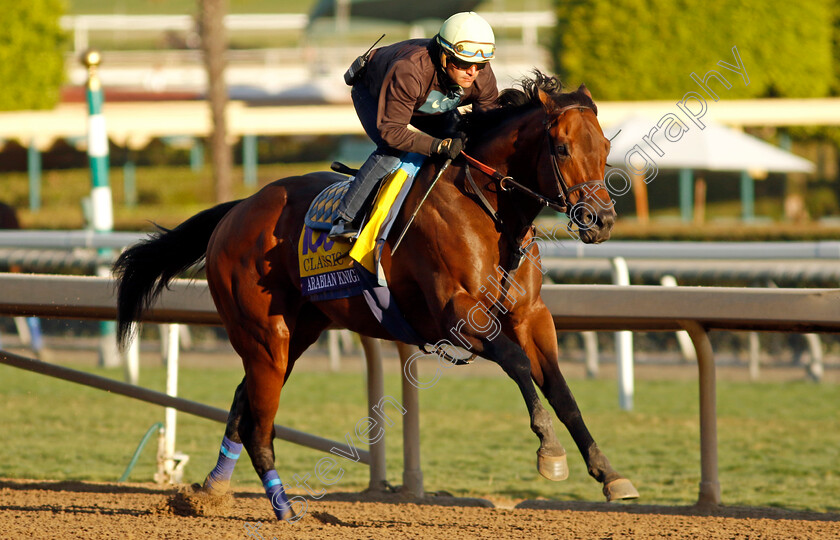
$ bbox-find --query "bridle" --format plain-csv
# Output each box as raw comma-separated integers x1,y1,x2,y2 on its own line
461,103,608,215
421,105,610,366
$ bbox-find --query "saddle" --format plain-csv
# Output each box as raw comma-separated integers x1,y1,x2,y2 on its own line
299,153,473,356
304,154,424,275
303,162,360,231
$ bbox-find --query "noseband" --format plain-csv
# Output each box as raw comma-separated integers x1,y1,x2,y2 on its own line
461,103,608,215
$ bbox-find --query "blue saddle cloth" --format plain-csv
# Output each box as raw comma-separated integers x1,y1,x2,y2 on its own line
305,179,352,231
299,160,427,347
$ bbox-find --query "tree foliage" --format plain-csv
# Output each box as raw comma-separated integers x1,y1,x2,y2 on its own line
0,1,67,111
553,0,833,100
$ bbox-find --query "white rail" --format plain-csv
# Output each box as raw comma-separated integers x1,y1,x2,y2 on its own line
0,230,147,250
59,12,555,54
3,231,839,260
0,273,387,489
1,273,838,505
536,239,840,260
535,238,840,399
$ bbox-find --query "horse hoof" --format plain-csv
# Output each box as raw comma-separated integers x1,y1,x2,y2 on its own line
198,478,230,496
537,450,569,481
603,478,639,501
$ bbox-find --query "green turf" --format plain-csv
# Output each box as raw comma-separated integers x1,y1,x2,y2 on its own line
1,361,837,512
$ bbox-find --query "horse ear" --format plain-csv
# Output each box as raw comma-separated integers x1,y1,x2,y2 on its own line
577,83,592,99
538,89,556,112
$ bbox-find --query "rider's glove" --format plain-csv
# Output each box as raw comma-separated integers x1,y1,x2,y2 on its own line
434,138,464,160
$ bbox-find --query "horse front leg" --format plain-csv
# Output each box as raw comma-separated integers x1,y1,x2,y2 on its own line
442,291,569,481
514,304,639,501
481,336,570,482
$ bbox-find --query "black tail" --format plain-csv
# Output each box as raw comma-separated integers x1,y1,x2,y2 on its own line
112,200,241,349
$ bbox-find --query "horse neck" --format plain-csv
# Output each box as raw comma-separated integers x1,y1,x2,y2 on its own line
463,110,548,243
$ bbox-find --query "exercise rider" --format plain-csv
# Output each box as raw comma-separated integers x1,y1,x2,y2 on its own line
329,11,499,239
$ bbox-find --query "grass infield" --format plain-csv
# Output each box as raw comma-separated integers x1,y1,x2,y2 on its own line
1,359,837,512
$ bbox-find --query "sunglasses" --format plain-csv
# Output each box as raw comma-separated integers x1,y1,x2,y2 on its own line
447,56,487,71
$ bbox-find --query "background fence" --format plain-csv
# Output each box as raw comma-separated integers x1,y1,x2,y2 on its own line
1,270,838,504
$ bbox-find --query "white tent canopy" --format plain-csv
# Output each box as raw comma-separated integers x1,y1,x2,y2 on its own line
605,115,814,174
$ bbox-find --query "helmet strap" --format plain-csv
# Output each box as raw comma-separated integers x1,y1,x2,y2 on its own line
439,56,462,89
432,38,464,90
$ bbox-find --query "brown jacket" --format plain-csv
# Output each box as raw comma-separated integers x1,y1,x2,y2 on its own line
360,39,498,155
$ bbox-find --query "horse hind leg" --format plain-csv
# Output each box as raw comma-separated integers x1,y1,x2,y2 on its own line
235,310,332,520
195,347,299,521
200,379,248,495
203,304,330,521
235,325,304,521
182,381,248,517
199,367,300,522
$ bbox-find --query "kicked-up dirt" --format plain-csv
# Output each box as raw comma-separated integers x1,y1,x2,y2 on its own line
1,479,838,539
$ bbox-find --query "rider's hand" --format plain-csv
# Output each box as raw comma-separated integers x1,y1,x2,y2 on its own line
435,138,464,160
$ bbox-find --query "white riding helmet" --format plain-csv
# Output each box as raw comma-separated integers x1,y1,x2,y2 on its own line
435,12,495,64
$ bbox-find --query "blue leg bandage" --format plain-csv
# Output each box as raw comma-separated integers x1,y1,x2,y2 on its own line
261,469,293,520
204,436,242,491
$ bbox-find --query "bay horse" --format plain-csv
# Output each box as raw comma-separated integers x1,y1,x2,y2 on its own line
114,72,638,521
0,202,20,229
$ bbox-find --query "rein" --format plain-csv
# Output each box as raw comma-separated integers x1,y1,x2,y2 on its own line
420,104,610,366
462,152,568,213
461,103,608,217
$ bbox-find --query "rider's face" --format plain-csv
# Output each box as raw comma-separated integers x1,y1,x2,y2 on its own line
445,57,485,88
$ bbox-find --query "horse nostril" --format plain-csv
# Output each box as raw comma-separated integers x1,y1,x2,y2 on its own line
573,208,593,230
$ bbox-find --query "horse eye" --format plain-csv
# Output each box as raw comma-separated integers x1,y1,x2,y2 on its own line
556,143,569,156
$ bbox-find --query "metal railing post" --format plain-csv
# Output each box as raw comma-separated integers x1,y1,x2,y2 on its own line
360,336,387,491
678,320,721,505
397,342,423,498
243,134,257,188
27,140,41,212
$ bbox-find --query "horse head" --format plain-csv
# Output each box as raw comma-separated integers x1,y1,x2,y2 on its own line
534,82,615,244
462,73,615,244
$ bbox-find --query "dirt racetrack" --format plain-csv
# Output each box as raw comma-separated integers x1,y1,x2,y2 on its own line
2,479,838,539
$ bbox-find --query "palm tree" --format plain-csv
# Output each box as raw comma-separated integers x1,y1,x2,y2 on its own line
199,0,233,202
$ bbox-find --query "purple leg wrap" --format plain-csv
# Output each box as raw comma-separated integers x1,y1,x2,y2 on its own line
204,436,242,490
261,470,293,520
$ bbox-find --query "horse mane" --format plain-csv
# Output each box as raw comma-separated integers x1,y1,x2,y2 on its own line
462,70,597,142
